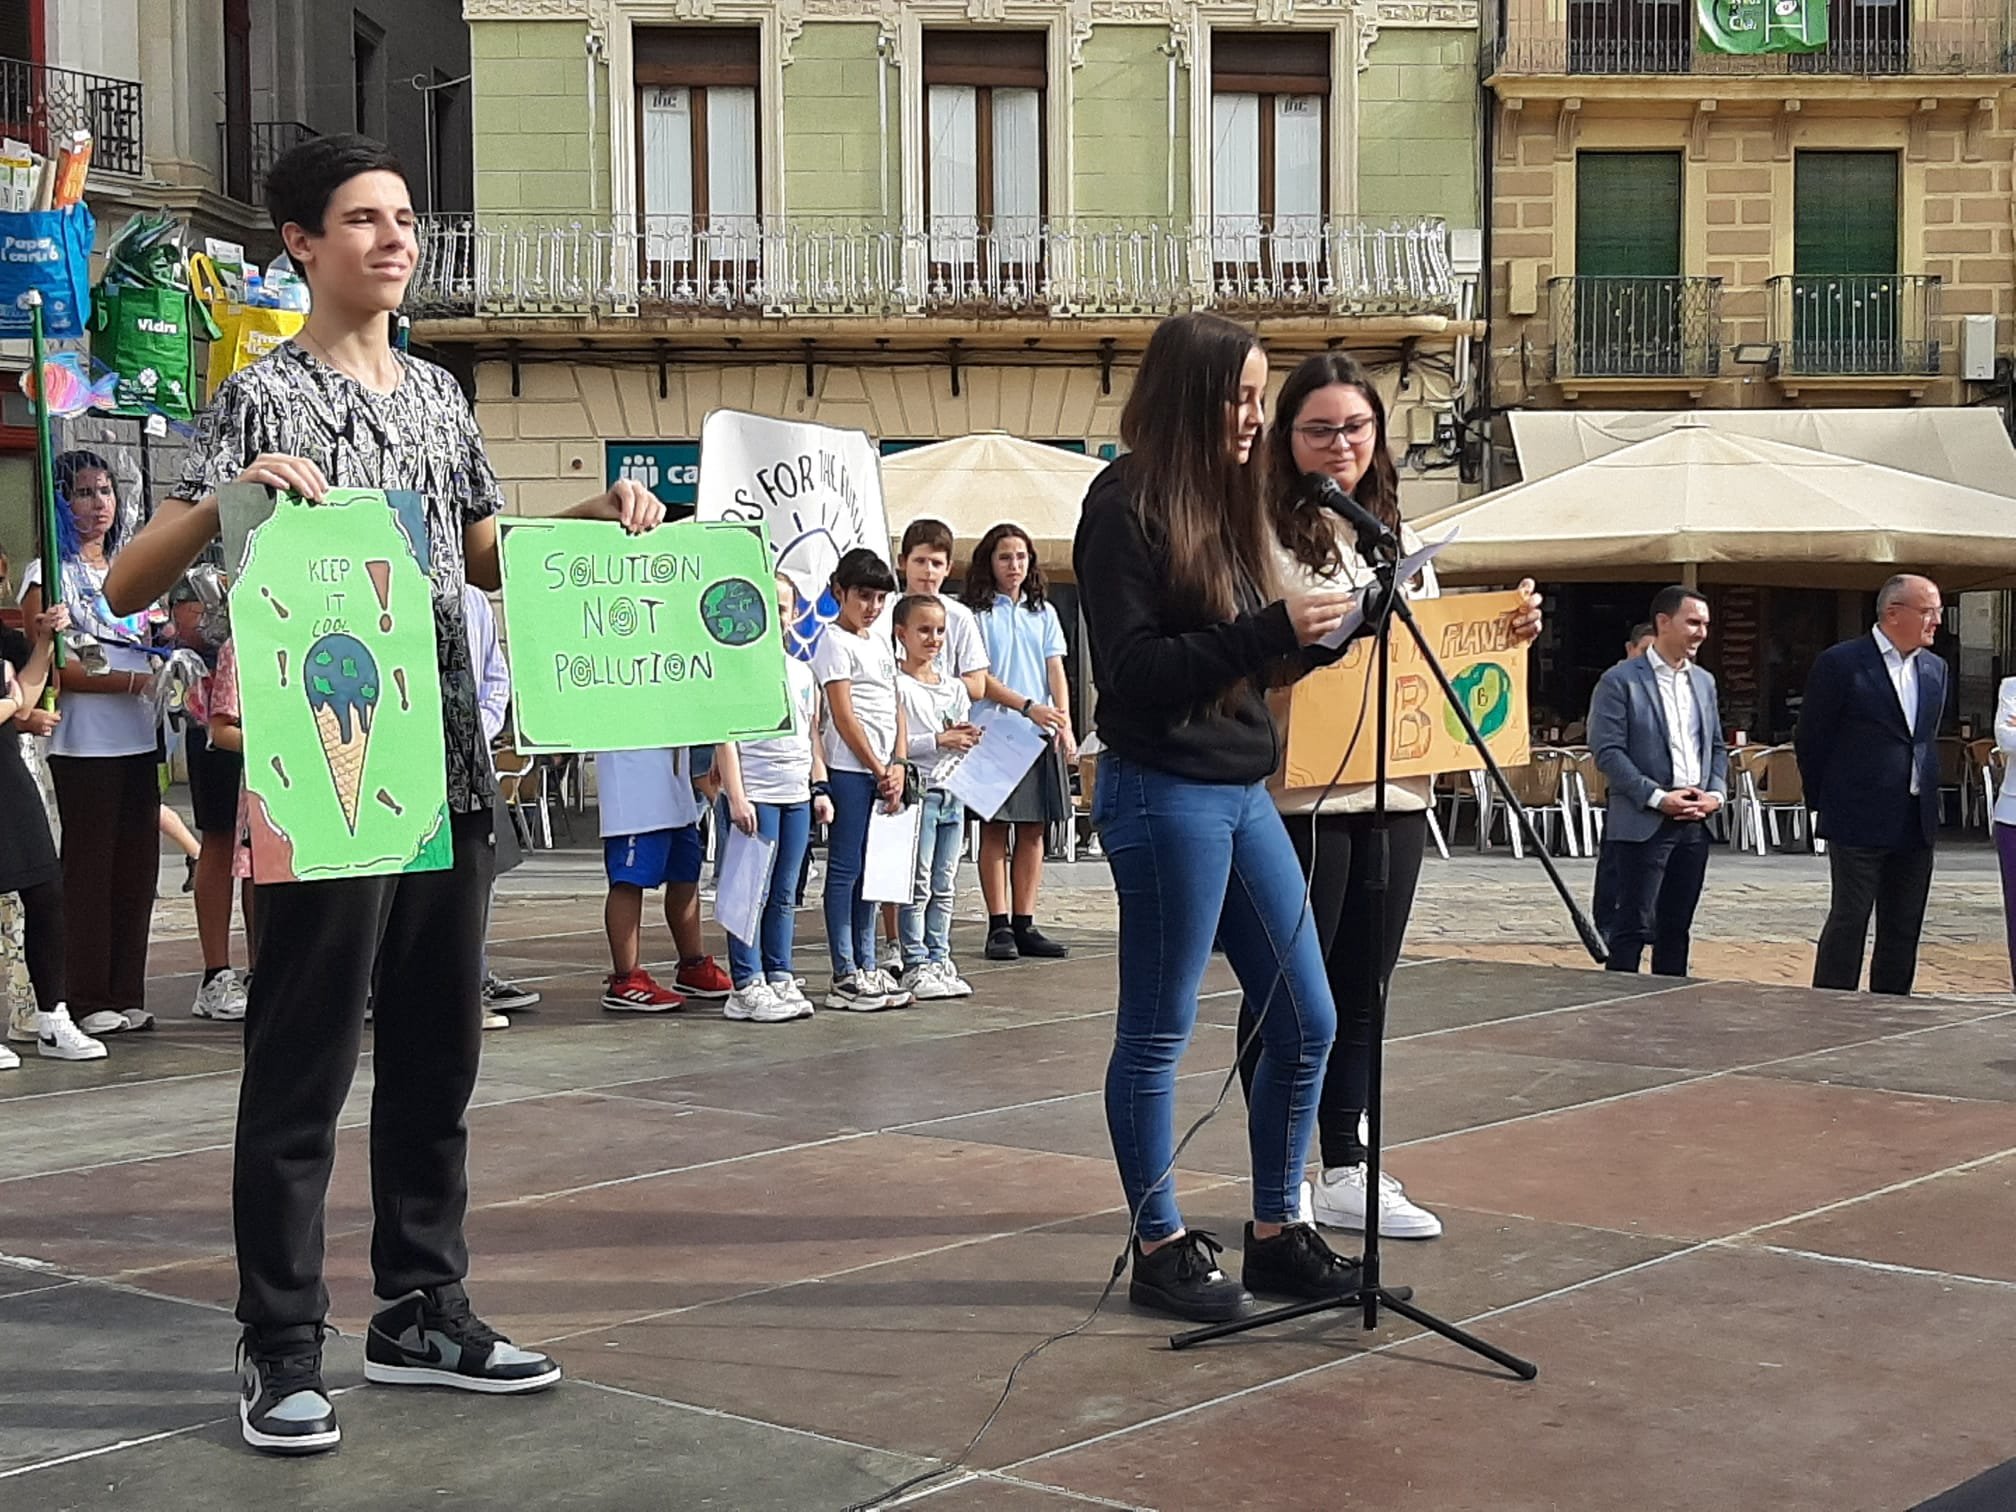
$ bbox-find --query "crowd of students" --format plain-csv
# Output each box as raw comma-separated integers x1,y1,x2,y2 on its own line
587,514,1074,1024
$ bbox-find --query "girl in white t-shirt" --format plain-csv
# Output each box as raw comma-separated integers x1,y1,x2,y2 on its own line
712,575,834,1023
894,593,981,1002
808,548,909,1011
18,451,165,1037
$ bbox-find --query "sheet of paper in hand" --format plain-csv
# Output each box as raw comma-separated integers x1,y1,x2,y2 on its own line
229,490,451,882
498,517,793,753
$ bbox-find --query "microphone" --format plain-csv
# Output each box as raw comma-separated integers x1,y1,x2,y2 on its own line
1302,473,1399,559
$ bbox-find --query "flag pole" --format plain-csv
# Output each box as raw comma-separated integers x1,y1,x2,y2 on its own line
27,289,63,710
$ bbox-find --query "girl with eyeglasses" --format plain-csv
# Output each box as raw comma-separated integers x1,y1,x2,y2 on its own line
1239,352,1542,1240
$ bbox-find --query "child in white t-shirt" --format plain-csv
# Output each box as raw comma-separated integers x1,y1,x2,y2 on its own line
808,548,909,1012
878,518,992,971
894,593,981,1001
596,745,732,1012
712,574,834,1023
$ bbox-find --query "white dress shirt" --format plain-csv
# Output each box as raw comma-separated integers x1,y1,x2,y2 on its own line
1993,675,2016,827
1645,650,1701,809
1874,627,1921,794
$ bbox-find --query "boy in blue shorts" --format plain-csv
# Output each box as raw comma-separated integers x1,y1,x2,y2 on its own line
597,746,732,1010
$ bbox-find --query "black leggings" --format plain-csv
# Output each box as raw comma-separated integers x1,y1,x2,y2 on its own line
1236,809,1428,1171
15,876,67,1013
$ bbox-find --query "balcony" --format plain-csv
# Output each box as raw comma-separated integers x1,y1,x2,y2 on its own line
1549,276,1722,386
1766,273,1941,381
0,57,143,177
406,215,1460,325
219,120,317,205
1495,0,2009,76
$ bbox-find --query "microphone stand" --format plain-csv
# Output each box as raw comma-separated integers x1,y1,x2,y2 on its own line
1171,519,1603,1374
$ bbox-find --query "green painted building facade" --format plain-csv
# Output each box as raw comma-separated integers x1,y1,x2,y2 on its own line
426,1,1485,516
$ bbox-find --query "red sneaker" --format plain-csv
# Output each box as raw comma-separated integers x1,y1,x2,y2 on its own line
673,955,733,1001
601,971,686,1013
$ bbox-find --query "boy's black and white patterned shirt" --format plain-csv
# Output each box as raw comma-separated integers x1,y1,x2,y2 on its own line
174,343,505,813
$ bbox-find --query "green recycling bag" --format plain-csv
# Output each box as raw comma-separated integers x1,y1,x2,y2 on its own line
88,284,221,420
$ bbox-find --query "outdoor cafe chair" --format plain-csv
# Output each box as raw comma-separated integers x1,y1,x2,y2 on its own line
1755,745,1824,854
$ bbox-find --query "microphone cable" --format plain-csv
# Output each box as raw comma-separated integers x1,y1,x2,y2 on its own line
845,575,1401,1512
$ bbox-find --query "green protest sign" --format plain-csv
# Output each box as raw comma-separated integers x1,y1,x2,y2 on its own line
498,517,792,753
230,490,451,882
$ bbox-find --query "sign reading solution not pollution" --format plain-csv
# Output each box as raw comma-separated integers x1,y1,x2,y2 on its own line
498,517,792,753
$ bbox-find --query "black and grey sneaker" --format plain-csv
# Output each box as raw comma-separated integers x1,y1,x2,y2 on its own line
364,1283,561,1394
482,973,542,1012
1129,1229,1254,1322
238,1328,340,1456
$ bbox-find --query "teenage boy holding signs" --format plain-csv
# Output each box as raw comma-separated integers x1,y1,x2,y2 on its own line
106,135,665,1455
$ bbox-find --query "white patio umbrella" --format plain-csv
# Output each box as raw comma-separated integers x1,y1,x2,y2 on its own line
1416,421,2016,590
879,432,1105,571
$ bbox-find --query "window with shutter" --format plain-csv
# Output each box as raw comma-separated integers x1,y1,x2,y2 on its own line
633,28,762,299
1572,153,1683,376
1209,31,1329,288
923,31,1048,298
1791,151,1901,372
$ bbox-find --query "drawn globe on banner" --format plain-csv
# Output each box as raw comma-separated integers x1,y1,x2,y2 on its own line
700,577,769,647
1444,661,1514,744
775,526,844,660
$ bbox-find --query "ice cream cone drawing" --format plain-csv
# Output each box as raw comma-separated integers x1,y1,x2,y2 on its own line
305,632,381,833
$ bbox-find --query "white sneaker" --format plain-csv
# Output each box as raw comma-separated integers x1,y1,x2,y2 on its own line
939,961,974,998
482,1009,509,1030
871,967,913,1008
725,981,799,1023
76,1010,127,1036
878,940,903,976
1297,1179,1315,1226
1309,1163,1443,1240
0,1042,18,1070
7,1001,37,1043
904,964,956,1002
120,1007,156,1032
769,976,815,1018
192,969,248,1021
38,1007,108,1061
825,973,890,1012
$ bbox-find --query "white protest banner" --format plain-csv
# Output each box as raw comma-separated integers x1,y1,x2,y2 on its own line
693,411,892,656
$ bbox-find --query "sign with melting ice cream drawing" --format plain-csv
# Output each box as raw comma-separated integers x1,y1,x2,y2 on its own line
497,516,792,753
228,490,451,882
693,410,893,657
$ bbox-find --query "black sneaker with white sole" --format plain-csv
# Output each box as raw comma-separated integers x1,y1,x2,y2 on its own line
238,1328,341,1456
364,1283,561,1393
1129,1229,1254,1322
1240,1221,1415,1303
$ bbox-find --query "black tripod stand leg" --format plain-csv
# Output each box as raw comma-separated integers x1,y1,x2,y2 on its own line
1376,1290,1538,1380
1168,1295,1347,1350
1388,595,1608,965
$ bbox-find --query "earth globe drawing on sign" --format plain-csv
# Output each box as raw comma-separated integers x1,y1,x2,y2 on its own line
1444,661,1515,744
774,526,844,660
700,577,769,647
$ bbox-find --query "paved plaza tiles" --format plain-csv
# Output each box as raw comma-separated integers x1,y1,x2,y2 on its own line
5,898,2016,1510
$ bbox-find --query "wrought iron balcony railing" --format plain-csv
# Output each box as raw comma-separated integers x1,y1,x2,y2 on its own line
1495,0,2008,75
1767,273,1941,377
219,120,317,205
406,214,1460,321
0,56,143,176
1549,276,1722,381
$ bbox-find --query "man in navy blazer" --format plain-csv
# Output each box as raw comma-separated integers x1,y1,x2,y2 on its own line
1796,574,1948,995
1590,586,1729,976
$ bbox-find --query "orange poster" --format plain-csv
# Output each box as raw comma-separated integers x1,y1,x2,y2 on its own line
1279,589,1531,788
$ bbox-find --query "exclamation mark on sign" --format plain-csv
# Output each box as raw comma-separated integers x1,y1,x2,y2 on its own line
366,559,393,632
276,649,288,687
393,667,409,711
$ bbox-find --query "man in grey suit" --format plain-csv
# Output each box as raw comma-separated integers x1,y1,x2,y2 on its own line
1589,586,1729,976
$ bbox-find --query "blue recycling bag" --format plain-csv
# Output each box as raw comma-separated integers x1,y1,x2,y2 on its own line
0,206,96,337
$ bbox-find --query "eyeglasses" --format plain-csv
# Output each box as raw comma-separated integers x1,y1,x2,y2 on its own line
1293,418,1377,447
